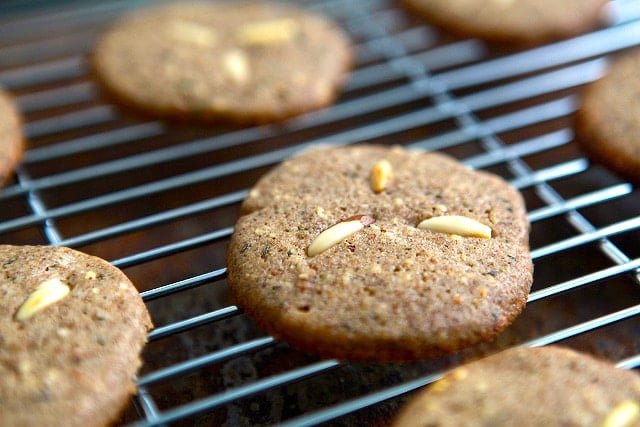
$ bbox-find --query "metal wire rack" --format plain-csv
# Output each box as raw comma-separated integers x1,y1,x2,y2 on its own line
1,0,639,425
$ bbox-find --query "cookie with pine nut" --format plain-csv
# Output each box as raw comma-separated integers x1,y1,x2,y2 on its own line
393,346,640,426
227,144,532,361
401,0,608,45
92,1,353,124
0,86,24,186
576,48,640,184
0,245,153,427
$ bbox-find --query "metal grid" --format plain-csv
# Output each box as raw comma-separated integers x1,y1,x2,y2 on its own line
1,0,639,425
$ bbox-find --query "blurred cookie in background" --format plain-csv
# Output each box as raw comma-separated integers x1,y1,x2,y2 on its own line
0,86,24,186
576,48,640,184
402,0,608,45
92,1,354,124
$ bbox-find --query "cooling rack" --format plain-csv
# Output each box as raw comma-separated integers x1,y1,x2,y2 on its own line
1,0,639,425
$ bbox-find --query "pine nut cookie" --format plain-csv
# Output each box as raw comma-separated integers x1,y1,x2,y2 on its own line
0,245,153,427
393,346,640,426
402,0,608,45
0,86,23,186
92,1,353,124
227,145,532,361
576,48,640,184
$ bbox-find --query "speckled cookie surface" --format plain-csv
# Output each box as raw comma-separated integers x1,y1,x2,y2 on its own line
0,86,23,186
576,49,640,184
402,0,607,44
92,1,352,124
227,145,532,361
393,346,640,426
0,245,153,427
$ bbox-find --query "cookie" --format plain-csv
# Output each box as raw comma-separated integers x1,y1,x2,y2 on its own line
0,86,24,186
0,245,153,427
576,48,640,184
402,0,608,45
226,145,532,361
393,346,640,426
92,1,353,124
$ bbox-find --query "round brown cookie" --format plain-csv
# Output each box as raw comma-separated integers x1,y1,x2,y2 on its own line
92,1,353,124
227,145,532,361
401,0,608,45
393,346,640,426
0,86,24,186
0,245,153,427
576,49,640,184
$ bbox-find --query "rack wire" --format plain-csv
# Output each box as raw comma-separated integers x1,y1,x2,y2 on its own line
1,0,639,425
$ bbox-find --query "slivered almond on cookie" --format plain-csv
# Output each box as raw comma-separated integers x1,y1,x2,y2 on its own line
15,278,70,321
417,215,491,238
